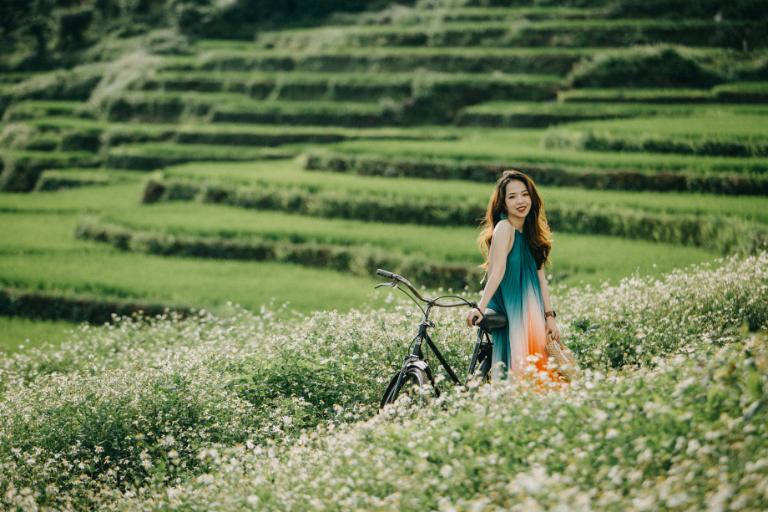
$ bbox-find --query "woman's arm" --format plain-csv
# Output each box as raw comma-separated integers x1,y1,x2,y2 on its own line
538,267,561,341
477,222,513,311
537,268,553,312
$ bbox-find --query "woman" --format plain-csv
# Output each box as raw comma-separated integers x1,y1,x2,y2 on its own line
465,170,567,388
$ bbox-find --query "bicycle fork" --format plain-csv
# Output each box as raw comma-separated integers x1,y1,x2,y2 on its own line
386,320,463,400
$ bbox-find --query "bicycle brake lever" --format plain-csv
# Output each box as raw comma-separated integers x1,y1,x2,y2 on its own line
374,280,397,289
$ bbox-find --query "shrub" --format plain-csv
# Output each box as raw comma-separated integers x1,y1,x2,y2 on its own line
544,127,768,157
0,286,192,324
606,0,768,20
75,218,487,290
0,150,99,192
88,51,162,118
567,46,724,88
5,63,105,102
141,177,768,256
304,151,768,196
34,170,109,191
712,81,768,103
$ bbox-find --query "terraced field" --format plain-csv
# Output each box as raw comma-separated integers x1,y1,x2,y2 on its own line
1,0,767,351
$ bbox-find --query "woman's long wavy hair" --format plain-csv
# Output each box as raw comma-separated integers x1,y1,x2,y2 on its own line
477,169,553,273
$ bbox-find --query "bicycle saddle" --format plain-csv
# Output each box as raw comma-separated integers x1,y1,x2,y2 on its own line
478,310,506,330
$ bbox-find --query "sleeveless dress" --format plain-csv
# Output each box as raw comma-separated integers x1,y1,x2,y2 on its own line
485,216,567,390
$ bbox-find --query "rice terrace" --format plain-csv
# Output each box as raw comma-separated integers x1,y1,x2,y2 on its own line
1,0,767,510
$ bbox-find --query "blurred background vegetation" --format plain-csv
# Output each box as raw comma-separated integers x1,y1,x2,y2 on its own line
1,0,767,351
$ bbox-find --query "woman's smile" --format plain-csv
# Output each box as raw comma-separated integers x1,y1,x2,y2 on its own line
504,179,532,218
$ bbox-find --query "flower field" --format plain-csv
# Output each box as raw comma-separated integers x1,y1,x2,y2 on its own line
1,251,766,509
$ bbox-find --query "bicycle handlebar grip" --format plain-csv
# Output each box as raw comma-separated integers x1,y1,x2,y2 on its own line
376,268,396,279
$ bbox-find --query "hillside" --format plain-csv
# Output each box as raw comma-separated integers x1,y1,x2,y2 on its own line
1,0,767,343
1,1,768,507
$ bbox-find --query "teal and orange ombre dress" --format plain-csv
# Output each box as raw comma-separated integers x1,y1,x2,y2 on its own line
486,214,567,389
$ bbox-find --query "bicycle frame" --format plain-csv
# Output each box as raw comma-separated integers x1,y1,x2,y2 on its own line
401,303,463,392
376,269,477,405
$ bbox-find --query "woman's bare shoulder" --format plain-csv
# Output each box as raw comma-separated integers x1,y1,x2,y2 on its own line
492,220,513,237
493,220,512,234
491,221,514,246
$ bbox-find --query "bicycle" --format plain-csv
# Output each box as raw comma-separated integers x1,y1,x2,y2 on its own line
375,268,507,410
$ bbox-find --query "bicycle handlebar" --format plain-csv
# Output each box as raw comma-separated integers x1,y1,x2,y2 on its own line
375,268,474,308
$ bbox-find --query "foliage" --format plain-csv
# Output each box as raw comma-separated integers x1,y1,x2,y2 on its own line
567,46,724,88
141,175,768,256
0,250,765,509
606,0,768,21
305,150,768,195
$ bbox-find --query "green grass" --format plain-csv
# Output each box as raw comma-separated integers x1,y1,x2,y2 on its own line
108,142,299,159
554,113,768,136
154,45,767,79
211,99,390,114
459,100,768,118
2,149,99,165
558,88,714,102
712,81,768,101
0,72,39,84
0,317,80,353
105,143,298,169
0,172,725,321
140,70,560,93
0,252,387,314
192,46,599,58
0,181,143,213
318,130,768,175
96,198,720,288
2,100,93,121
34,169,121,191
24,115,460,143
542,114,768,157
0,184,390,316
110,90,397,111
254,19,755,50
0,210,387,315
165,159,768,224
171,46,591,75
303,7,602,27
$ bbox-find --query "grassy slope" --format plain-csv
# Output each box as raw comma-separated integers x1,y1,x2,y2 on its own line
0,317,80,353
0,160,730,356
166,159,768,223
0,184,388,319
97,201,719,282
321,130,768,174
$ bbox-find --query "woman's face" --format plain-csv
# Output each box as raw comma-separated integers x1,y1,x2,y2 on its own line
503,179,531,220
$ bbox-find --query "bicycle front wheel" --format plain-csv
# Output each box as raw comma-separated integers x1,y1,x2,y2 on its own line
380,367,431,409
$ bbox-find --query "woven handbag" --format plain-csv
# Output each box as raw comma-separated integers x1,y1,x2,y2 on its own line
545,332,581,382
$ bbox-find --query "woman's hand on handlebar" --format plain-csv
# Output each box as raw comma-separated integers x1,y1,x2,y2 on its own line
466,308,483,327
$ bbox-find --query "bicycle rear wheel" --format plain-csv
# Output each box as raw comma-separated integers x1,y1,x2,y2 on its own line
380,367,432,409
